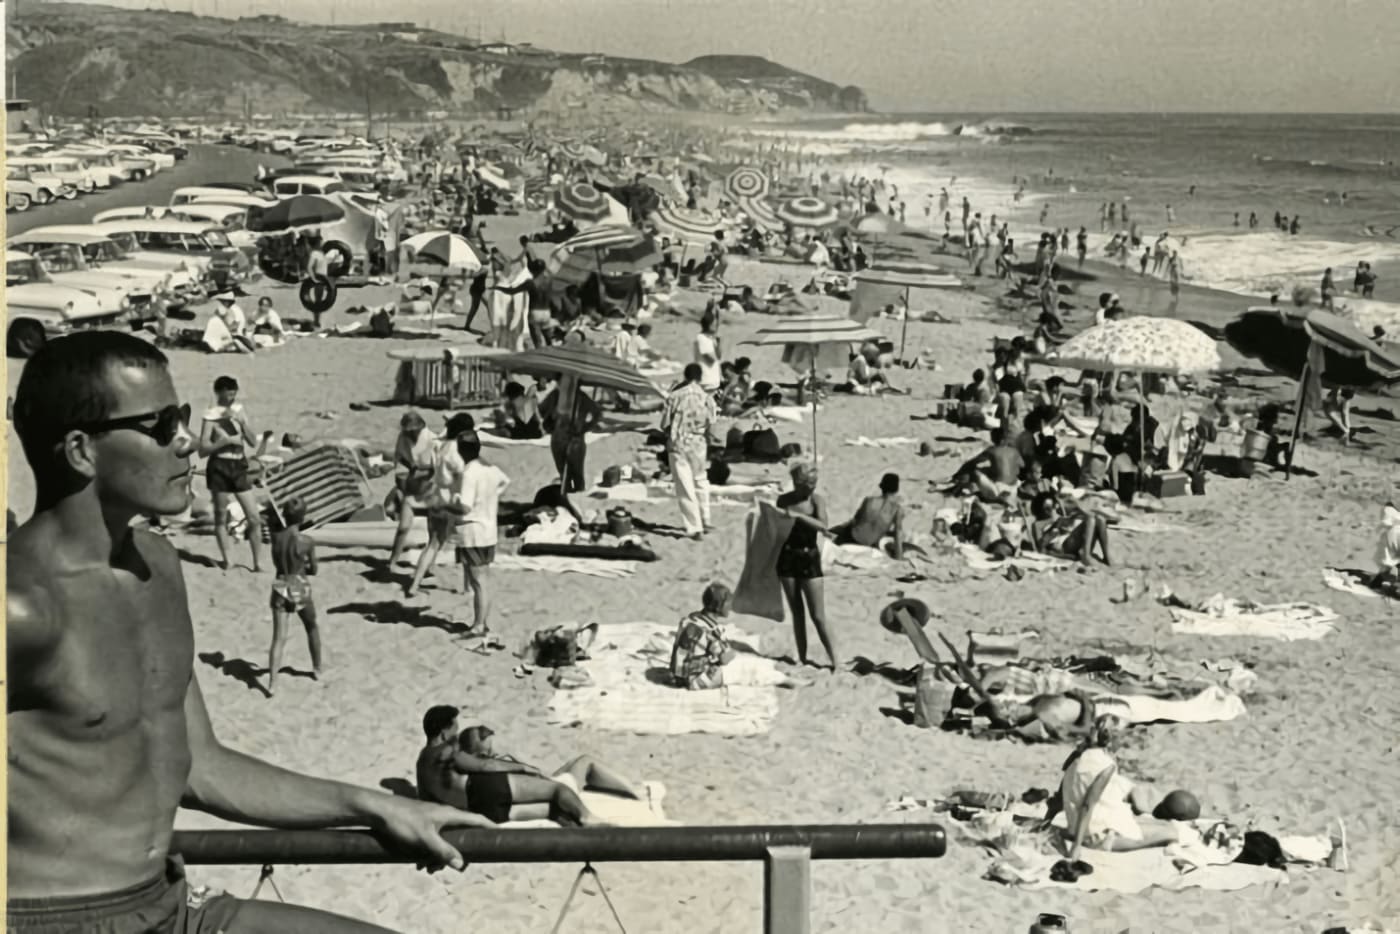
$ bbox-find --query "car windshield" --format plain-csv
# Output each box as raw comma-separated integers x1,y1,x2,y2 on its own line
106,231,143,252
87,239,130,262
6,258,45,286
35,247,82,274
200,229,232,248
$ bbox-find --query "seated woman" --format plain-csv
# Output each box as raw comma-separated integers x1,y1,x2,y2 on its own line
448,725,646,826
1322,388,1356,445
670,582,739,690
849,341,898,394
1028,491,1113,567
1053,715,1195,855
498,380,544,439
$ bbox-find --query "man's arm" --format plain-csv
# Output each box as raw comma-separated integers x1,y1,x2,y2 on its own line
451,750,541,776
182,673,494,861
197,420,239,458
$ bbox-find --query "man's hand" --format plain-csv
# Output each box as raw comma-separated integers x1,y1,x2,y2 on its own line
362,794,494,872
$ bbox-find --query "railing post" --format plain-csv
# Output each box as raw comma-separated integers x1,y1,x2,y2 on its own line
764,845,811,934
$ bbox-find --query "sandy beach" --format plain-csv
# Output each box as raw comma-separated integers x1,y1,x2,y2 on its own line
7,141,1400,934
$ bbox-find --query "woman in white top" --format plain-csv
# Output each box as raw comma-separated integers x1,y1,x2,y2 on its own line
693,305,722,392
1057,715,1189,857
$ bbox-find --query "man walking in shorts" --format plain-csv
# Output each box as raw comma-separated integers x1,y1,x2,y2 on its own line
8,332,490,934
444,430,510,636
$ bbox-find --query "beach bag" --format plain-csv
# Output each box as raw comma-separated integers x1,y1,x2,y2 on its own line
707,461,731,486
523,622,600,668
743,428,781,458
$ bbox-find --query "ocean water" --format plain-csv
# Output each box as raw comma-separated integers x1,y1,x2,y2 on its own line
742,113,1400,318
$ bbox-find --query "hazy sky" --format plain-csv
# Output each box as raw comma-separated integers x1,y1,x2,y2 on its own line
58,0,1400,113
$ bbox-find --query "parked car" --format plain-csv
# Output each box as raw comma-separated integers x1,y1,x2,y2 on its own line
168,203,257,252
7,230,176,313
270,174,347,198
8,155,102,193
89,218,254,289
30,224,205,300
106,142,175,173
5,249,131,357
7,164,74,207
171,185,277,208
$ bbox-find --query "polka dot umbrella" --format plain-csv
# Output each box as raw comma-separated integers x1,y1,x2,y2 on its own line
776,196,840,230
555,182,611,226
725,165,770,202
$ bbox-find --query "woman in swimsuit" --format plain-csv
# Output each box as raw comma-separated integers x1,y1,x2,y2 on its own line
775,462,839,669
1029,492,1113,567
500,380,543,439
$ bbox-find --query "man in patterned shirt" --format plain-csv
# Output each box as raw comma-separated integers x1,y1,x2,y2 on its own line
661,363,718,540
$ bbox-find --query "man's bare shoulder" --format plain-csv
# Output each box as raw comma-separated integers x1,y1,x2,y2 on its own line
8,522,64,655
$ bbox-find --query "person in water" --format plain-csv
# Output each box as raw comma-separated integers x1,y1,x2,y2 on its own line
9,332,485,934
831,472,905,558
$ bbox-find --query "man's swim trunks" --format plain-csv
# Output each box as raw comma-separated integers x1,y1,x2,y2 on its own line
7,857,243,933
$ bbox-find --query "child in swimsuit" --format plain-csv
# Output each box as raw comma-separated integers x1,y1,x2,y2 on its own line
267,495,322,695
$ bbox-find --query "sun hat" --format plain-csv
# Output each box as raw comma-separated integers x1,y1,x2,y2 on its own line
879,597,931,634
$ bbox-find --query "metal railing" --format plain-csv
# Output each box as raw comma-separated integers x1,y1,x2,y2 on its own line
174,823,947,934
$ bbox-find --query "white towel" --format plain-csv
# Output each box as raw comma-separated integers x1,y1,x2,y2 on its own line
505,779,674,829
495,555,638,578
842,435,922,448
1170,598,1338,641
1322,567,1387,599
996,685,1247,725
548,621,785,736
958,543,1071,574
479,430,613,449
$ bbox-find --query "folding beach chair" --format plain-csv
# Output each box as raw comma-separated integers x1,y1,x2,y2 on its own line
258,444,373,537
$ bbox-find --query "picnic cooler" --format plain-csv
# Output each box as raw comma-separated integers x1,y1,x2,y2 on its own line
1145,469,1190,498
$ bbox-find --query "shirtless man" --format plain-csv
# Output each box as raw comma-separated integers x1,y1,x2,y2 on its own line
8,332,489,933
832,472,905,558
955,427,1026,504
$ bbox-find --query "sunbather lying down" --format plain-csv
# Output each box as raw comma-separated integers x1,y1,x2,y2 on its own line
418,716,645,826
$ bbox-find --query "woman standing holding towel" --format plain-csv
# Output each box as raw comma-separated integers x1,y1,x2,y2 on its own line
775,461,838,670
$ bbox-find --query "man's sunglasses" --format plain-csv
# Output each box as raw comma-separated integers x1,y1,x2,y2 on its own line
71,403,192,446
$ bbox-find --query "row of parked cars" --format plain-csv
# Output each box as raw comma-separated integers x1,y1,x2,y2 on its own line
5,129,414,357
6,130,189,213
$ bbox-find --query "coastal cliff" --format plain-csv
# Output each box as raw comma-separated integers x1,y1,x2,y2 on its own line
6,3,870,118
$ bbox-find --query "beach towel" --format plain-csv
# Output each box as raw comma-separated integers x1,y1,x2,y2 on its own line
820,539,896,573
547,621,785,736
489,268,531,351
957,543,1072,574
1169,597,1338,641
1323,567,1390,599
765,405,818,424
952,810,1289,894
495,555,639,579
995,685,1245,726
733,502,794,621
586,480,779,507
843,436,922,448
506,777,674,829
1110,514,1185,535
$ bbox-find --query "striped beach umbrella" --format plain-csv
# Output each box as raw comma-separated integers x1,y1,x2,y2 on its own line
744,316,883,456
853,266,963,357
777,196,839,230
738,196,783,233
481,343,661,397
725,165,770,202
545,224,660,286
401,231,482,274
649,205,727,243
555,182,611,225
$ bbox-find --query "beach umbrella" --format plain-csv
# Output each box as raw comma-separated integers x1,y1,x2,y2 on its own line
634,174,675,201
650,205,727,243
725,165,770,202
1040,317,1223,375
1223,306,1400,390
1225,305,1400,478
544,224,661,287
851,267,963,359
246,195,345,233
482,343,662,397
475,165,512,192
555,182,611,225
852,212,895,237
401,231,482,274
744,316,883,457
578,144,608,167
777,196,840,230
739,196,783,233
